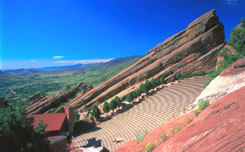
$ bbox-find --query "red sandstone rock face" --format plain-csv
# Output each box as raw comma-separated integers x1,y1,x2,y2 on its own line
69,9,225,109
154,86,245,152
115,86,245,152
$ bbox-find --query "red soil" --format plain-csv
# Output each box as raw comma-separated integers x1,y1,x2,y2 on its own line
116,86,245,152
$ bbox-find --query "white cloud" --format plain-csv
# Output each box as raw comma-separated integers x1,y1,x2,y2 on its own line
53,56,64,59
30,59,36,62
53,58,114,64
225,0,237,5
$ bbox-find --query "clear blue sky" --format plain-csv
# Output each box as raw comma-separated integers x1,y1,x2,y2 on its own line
1,0,244,69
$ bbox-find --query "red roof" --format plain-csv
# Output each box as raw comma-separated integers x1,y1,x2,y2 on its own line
27,113,67,131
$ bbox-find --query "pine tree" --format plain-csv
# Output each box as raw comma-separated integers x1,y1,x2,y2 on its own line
0,103,50,152
91,105,101,119
109,99,116,114
126,93,133,102
114,96,121,108
103,102,110,115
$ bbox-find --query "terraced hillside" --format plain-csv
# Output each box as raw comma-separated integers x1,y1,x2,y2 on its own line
72,76,208,151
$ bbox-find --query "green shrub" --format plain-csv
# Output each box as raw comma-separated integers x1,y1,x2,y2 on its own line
199,100,210,110
132,91,138,98
136,89,141,97
161,133,168,142
176,72,181,80
180,71,206,80
186,117,192,124
136,131,148,144
193,108,201,116
159,76,165,84
144,142,156,152
171,126,180,135
139,83,147,93
75,111,80,122
145,80,152,91
224,105,230,109
150,78,157,88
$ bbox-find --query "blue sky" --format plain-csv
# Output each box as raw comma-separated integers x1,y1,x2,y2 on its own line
1,0,244,69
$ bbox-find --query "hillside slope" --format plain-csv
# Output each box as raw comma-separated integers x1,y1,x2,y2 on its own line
0,56,141,102
69,9,225,109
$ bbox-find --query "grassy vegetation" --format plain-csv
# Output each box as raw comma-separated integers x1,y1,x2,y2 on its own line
171,125,180,135
194,100,210,116
193,108,201,116
136,131,149,144
186,117,192,124
180,71,206,80
0,56,141,102
161,133,168,142
198,100,210,110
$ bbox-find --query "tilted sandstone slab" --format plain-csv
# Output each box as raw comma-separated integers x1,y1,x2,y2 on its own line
69,9,225,109
26,82,92,114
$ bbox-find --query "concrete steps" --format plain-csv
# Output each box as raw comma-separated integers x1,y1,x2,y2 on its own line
73,76,208,151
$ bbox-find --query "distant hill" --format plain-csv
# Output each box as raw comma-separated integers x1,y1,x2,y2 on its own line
0,55,142,102
0,71,23,88
37,64,83,70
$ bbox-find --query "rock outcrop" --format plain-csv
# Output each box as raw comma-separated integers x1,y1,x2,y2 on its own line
116,86,245,152
24,91,43,105
194,57,245,105
26,82,92,114
154,86,245,152
69,9,225,109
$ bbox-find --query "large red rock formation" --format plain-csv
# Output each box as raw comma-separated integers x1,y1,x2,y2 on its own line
69,9,225,109
154,86,245,152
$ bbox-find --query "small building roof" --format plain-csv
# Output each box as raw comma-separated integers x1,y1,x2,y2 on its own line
27,113,67,132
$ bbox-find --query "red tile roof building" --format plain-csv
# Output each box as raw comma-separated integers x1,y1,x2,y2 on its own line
27,113,68,137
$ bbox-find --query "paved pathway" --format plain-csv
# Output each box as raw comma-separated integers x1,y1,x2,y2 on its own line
73,76,208,151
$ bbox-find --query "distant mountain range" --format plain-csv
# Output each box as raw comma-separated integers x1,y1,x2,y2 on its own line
37,64,84,70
